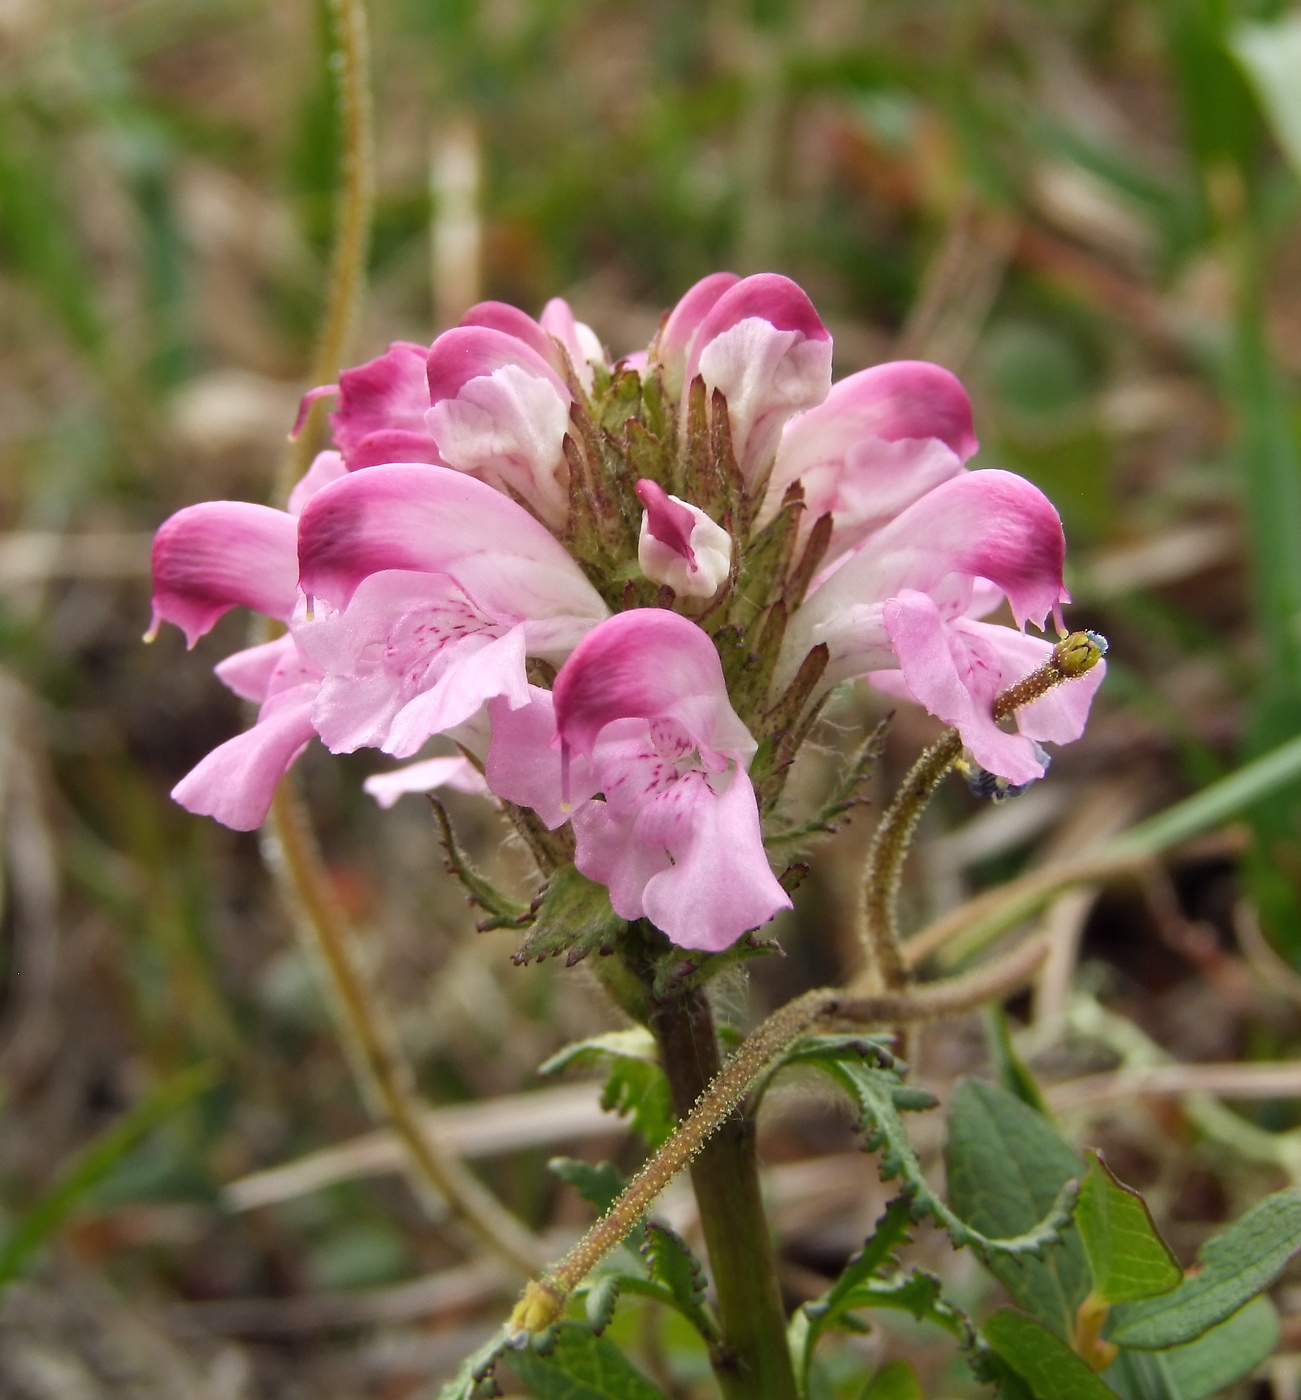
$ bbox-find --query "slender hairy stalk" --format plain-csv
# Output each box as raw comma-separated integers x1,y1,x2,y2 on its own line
268,787,546,1275
508,934,1050,1338
858,631,1107,989
280,0,375,500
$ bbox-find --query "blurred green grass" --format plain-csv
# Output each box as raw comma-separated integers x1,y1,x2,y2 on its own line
6,0,1301,1394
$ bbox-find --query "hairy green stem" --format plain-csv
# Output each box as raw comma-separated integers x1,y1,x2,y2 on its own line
858,630,1107,990
507,934,1050,1338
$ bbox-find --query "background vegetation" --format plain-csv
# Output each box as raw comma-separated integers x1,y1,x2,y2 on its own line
5,0,1301,1394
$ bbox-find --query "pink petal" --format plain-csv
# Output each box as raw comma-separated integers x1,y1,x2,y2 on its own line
171,683,318,831
539,298,606,387
552,609,754,762
635,480,732,599
572,794,671,921
384,625,531,758
287,450,348,517
296,463,607,619
639,768,791,951
762,361,976,556
781,469,1068,692
214,636,298,703
567,720,788,948
458,302,557,363
883,592,1046,785
331,341,441,469
292,384,338,439
635,479,697,562
654,271,740,395
426,324,569,404
363,756,489,808
424,326,573,525
150,502,299,646
485,686,600,828
957,619,1105,744
686,274,833,484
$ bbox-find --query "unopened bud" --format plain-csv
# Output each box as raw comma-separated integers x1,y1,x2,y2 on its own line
635,479,731,599
508,1278,566,1339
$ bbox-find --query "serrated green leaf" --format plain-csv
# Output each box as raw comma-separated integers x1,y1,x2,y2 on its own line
429,798,529,930
549,1158,629,1217
791,1198,915,1388
945,1080,1091,1338
1076,1152,1181,1305
825,1065,1078,1267
541,1029,659,1076
861,1358,924,1400
437,1329,511,1400
516,865,628,966
584,1274,622,1334
983,1311,1122,1400
507,1323,668,1400
1110,1187,1301,1349
838,1269,973,1344
641,1222,718,1344
1144,1295,1278,1400
541,1030,674,1150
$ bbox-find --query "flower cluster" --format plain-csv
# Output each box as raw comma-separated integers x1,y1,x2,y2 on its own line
150,273,1102,952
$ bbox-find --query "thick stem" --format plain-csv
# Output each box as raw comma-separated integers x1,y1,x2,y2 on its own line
650,988,798,1400
509,938,1051,1339
267,784,546,1275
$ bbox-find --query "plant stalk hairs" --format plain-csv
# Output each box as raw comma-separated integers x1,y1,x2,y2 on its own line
149,277,1114,1398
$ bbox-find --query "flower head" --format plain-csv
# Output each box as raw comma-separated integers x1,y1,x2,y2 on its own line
151,273,1102,950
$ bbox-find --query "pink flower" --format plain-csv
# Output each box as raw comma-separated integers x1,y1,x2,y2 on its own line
148,452,345,830
666,273,834,486
294,463,608,760
778,469,1096,785
322,343,442,469
759,360,977,563
488,610,791,951
635,479,731,599
423,326,575,528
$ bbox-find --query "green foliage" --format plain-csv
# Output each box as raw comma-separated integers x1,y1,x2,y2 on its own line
1109,1187,1301,1349
944,1080,1090,1336
1109,1295,1280,1400
860,1359,923,1400
789,1197,975,1397
541,1028,675,1150
430,797,530,931
515,865,629,967
982,1006,1050,1116
549,1158,629,1217
0,1063,216,1291
1075,1153,1182,1306
982,1310,1121,1400
437,1330,513,1400
789,1198,915,1389
508,1323,669,1400
639,1222,719,1345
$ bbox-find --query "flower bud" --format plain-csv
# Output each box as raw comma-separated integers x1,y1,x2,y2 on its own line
635,479,731,599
